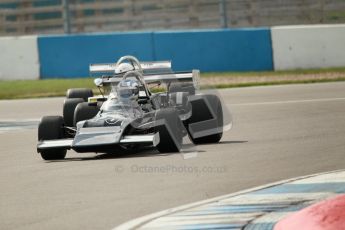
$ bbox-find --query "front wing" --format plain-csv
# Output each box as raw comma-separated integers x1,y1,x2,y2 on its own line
37,133,160,152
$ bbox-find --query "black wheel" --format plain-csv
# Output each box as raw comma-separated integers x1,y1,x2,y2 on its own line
169,82,195,95
63,98,84,127
38,116,67,160
188,95,223,144
155,108,183,153
66,88,93,102
73,102,99,126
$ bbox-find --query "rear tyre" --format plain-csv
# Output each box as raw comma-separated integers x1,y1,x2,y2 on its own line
189,95,223,144
66,88,93,102
63,98,84,127
73,102,99,126
169,82,195,95
38,116,67,160
155,108,183,153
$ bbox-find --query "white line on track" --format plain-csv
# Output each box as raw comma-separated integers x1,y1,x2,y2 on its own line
0,119,39,133
0,119,40,122
230,97,345,106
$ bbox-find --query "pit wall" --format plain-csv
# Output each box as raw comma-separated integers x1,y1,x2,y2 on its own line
0,36,40,80
271,24,345,70
0,24,344,80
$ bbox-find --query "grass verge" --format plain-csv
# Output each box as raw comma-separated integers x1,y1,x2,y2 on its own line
201,67,345,78
207,78,345,89
0,78,98,99
1,67,345,99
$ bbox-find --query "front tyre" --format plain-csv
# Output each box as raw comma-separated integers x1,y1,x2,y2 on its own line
155,108,183,153
189,95,223,144
38,116,67,160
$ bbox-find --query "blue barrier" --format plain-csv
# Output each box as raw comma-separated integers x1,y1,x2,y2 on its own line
38,28,273,78
38,32,154,78
153,28,273,72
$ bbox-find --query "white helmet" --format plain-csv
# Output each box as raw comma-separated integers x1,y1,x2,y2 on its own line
115,63,134,74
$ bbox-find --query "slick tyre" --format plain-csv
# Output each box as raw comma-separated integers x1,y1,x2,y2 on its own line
155,108,183,153
63,98,84,127
73,102,99,126
169,82,195,95
189,95,223,144
38,116,67,160
66,88,93,102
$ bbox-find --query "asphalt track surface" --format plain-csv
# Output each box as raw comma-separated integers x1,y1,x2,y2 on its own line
1,82,345,230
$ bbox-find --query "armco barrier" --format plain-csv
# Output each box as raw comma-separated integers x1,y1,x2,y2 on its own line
153,28,273,72
38,28,273,78
0,36,39,80
38,32,154,78
272,24,345,70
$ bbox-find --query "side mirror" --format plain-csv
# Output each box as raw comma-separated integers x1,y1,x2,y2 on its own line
94,78,103,87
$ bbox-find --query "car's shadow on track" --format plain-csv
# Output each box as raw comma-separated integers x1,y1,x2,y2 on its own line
191,140,248,146
44,140,247,163
220,140,248,144
45,148,202,163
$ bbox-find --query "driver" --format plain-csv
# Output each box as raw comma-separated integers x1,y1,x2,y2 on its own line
117,79,140,101
108,63,136,99
115,78,144,118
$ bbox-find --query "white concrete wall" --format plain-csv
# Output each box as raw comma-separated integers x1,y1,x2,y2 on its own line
0,36,39,80
272,24,345,70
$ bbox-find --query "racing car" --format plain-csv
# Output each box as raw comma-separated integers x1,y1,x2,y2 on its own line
37,56,227,160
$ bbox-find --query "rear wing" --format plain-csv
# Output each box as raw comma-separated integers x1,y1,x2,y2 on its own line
100,70,200,88
89,61,172,75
